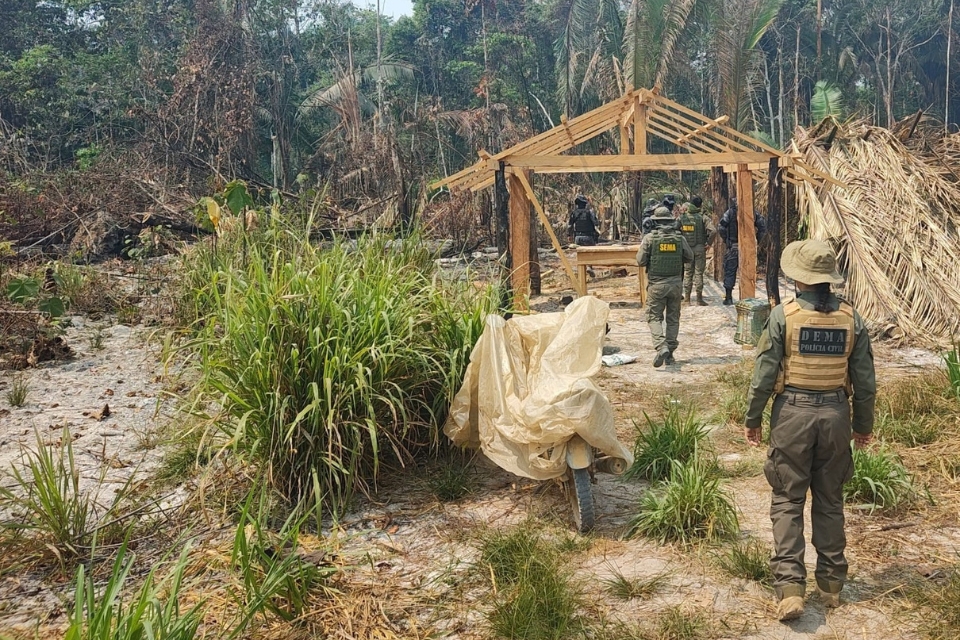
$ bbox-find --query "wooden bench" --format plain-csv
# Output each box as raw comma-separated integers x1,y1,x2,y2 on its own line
575,244,648,305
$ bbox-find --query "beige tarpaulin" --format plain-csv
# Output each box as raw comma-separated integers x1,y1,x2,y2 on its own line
444,296,633,480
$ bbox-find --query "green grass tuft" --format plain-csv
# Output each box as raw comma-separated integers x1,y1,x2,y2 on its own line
479,527,582,640
645,606,713,640
908,564,960,640
715,539,773,585
946,345,960,401
180,219,495,519
625,403,709,482
844,445,915,513
628,460,739,544
6,374,28,407
603,571,667,600
427,452,474,502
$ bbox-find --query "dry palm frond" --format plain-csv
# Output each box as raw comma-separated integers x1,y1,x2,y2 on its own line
795,121,960,345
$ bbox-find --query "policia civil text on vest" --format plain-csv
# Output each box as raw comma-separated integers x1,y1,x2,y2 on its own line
743,240,876,623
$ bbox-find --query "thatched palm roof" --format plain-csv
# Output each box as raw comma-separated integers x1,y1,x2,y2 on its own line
794,120,960,345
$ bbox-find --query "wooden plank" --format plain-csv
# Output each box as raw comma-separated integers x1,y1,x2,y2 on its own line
648,105,751,153
766,157,782,306
646,117,725,154
620,124,630,154
502,152,773,172
736,165,757,300
634,99,647,154
514,170,583,296
509,171,531,308
676,115,729,145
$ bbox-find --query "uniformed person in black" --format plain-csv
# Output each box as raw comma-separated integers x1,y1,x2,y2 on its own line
744,239,876,622
568,194,600,245
718,201,766,304
636,207,694,367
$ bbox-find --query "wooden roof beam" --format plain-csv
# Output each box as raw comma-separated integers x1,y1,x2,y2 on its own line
500,152,773,173
675,115,729,145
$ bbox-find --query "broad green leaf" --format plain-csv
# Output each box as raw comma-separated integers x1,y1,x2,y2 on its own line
38,296,66,318
224,180,253,215
7,276,40,303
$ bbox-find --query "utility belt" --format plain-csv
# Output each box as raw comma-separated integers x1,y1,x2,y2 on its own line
777,387,848,405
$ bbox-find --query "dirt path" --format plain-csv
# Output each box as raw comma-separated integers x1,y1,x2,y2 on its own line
0,251,953,639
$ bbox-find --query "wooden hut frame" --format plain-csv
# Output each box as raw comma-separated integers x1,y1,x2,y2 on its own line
431,88,841,306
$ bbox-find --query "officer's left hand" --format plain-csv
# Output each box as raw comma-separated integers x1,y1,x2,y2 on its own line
744,427,762,446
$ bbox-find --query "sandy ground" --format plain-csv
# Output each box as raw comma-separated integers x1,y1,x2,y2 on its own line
0,248,953,639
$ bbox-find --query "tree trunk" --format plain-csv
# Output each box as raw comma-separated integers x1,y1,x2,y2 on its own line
765,157,782,306
948,0,954,132
711,167,729,282
495,163,511,307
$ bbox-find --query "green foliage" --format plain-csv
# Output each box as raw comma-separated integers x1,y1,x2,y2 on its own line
944,345,960,400
874,372,958,446
183,215,495,518
628,460,739,544
229,489,336,633
6,374,29,407
479,527,582,640
6,276,39,303
844,445,915,513
223,180,254,215
427,454,474,502
65,540,202,640
74,144,102,171
714,539,773,585
811,80,845,124
0,429,134,564
625,403,709,482
645,606,713,640
603,572,667,600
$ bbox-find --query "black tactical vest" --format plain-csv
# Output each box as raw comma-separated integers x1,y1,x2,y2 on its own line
572,207,596,235
647,229,684,277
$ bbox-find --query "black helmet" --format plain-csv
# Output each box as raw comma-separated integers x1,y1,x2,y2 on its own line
691,195,703,207
662,194,676,210
574,193,588,206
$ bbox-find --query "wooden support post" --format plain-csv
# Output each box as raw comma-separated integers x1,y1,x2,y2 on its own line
529,172,541,296
514,170,584,296
736,165,757,300
766,157,782,306
494,163,511,305
509,170,531,308
634,98,647,154
711,167,729,282
620,124,631,154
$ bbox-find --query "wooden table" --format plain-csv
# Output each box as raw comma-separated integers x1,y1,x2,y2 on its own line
575,244,647,305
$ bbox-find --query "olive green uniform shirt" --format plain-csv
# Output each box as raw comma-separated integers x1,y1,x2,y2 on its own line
745,292,876,434
636,230,694,285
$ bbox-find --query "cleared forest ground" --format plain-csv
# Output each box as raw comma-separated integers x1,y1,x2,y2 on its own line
0,250,956,640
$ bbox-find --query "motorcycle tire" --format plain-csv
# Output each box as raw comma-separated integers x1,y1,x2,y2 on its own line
568,467,595,533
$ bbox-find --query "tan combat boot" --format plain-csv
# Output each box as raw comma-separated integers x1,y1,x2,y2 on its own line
817,588,841,608
777,596,804,621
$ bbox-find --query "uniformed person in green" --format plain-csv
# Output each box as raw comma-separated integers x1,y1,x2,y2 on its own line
636,207,694,367
744,240,876,622
678,195,716,306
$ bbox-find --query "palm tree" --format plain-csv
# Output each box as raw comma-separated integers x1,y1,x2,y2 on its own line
623,0,700,91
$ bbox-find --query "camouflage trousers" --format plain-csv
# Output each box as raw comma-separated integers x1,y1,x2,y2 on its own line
683,244,707,297
645,280,682,354
764,389,854,599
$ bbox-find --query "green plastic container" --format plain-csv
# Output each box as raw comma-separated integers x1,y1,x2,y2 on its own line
734,298,771,346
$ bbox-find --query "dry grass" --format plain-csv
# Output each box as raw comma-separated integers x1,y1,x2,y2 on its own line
796,122,960,344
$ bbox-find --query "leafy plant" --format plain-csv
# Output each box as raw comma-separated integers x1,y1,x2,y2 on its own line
944,344,960,400
0,429,134,564
625,403,709,482
628,460,739,544
844,445,915,513
479,527,582,640
811,80,845,124
715,539,773,585
427,454,474,502
183,216,495,518
5,274,66,318
6,374,29,407
229,488,337,634
65,538,202,640
603,571,667,600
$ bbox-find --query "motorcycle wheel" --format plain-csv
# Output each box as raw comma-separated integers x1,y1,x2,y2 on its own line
567,467,595,533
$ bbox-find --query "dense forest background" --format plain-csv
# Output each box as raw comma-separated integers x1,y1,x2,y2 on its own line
1,0,957,248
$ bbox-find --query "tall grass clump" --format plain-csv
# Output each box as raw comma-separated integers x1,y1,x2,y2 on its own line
0,429,133,564
625,403,709,482
909,564,960,640
874,371,959,446
945,344,960,400
479,527,582,640
844,445,915,513
65,539,202,640
182,215,495,518
628,460,739,544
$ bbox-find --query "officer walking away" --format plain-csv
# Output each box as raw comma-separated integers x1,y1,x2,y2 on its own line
636,207,694,367
718,200,766,305
678,195,717,306
744,239,876,622
568,194,600,246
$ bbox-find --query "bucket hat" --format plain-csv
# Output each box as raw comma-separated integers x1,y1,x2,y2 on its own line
781,239,844,285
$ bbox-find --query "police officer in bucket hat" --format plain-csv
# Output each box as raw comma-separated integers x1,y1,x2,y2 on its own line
744,239,876,622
